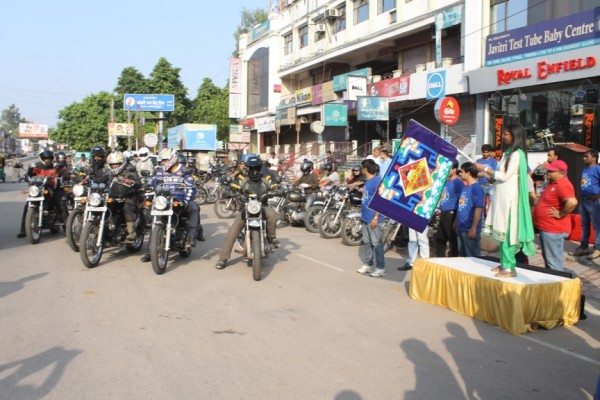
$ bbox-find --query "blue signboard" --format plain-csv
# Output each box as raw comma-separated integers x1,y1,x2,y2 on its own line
426,71,446,99
357,97,389,121
322,104,348,126
167,123,217,151
333,68,372,92
485,6,600,66
124,94,175,112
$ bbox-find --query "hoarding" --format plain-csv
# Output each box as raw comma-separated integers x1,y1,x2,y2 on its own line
357,97,389,121
123,94,174,112
18,123,48,139
322,104,347,126
108,123,134,136
167,123,217,151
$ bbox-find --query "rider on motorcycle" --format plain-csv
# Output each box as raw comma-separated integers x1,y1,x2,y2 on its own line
87,146,111,184
107,151,142,242
215,156,280,270
135,147,155,177
17,150,69,238
346,165,366,189
318,162,340,187
293,159,319,211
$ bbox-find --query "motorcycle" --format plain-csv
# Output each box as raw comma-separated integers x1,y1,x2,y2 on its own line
79,181,145,268
319,187,362,239
271,182,311,227
241,193,274,281
214,175,238,219
65,180,88,252
24,176,63,244
304,184,338,233
148,183,192,275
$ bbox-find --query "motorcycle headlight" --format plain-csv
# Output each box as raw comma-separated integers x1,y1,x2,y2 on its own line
154,195,169,210
88,193,102,207
73,184,85,197
247,199,261,215
28,186,40,197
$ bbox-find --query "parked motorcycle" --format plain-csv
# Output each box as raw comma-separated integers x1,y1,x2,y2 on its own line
148,183,192,275
271,182,310,227
24,176,63,244
214,175,238,219
79,181,145,268
319,187,362,239
304,184,336,233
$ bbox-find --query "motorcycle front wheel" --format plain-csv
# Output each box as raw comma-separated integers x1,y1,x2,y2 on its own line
251,230,262,281
80,222,103,268
304,205,324,233
319,210,342,239
195,185,208,205
214,198,235,219
149,225,169,275
341,217,363,246
25,207,41,244
65,208,84,252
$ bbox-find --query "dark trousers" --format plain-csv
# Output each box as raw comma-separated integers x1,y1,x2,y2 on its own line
19,190,68,233
185,201,199,237
123,199,137,223
435,211,458,257
219,207,277,260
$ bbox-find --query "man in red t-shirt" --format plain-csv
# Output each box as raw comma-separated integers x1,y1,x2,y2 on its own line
532,160,577,271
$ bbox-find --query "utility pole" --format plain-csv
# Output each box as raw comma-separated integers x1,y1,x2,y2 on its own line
157,112,164,151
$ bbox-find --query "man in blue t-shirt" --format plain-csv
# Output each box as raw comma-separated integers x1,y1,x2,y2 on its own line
573,150,600,258
476,145,498,188
434,159,463,257
455,162,484,257
356,159,386,277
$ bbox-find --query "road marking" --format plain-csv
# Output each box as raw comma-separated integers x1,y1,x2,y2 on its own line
520,335,600,367
584,303,600,316
297,254,344,272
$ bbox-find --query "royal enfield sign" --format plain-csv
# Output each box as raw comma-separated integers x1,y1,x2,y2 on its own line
426,71,446,99
434,97,460,126
485,6,600,67
469,45,600,93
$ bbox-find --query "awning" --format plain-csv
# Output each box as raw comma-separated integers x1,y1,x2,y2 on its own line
296,105,321,116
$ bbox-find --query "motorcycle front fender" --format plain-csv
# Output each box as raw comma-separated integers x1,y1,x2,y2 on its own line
346,212,361,219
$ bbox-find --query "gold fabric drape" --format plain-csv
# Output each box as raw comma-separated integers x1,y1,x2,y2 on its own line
409,258,582,335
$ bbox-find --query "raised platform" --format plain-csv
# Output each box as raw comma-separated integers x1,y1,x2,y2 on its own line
409,257,582,335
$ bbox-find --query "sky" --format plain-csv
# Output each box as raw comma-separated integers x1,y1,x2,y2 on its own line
0,0,270,127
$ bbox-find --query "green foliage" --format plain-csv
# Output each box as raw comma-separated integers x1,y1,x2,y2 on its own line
232,7,269,57
1,104,27,135
147,57,191,127
114,66,148,106
51,92,113,151
190,78,230,141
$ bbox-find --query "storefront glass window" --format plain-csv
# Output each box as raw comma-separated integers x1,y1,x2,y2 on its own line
247,48,269,115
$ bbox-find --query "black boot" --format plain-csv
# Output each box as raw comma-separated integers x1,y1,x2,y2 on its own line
141,253,151,262
197,227,205,241
268,236,280,249
17,231,26,238
216,258,228,269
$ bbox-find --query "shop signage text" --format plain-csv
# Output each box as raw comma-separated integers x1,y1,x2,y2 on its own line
497,56,596,85
434,97,460,126
426,71,446,99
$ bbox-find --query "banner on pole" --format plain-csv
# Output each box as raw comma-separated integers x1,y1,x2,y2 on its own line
368,120,457,232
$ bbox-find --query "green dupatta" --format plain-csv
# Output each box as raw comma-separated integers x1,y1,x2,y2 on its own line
516,149,536,256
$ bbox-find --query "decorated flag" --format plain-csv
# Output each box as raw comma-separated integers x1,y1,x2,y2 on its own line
368,119,457,232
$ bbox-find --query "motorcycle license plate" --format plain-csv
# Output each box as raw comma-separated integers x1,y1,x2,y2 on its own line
26,197,43,202
151,210,173,216
86,206,107,212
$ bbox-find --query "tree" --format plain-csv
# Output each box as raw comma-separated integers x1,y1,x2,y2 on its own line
190,78,230,141
147,57,191,127
232,7,269,57
51,92,113,151
114,66,148,95
1,104,27,136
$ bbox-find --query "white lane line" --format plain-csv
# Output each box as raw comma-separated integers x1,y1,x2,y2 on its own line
584,303,600,316
297,254,344,272
520,335,600,367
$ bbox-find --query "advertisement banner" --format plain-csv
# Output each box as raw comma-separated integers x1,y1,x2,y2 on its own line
295,87,312,106
322,104,348,126
168,123,217,151
333,67,372,92
485,6,600,67
357,97,389,121
426,71,446,99
368,120,458,233
321,81,337,102
276,107,296,126
277,93,296,109
108,123,134,136
249,59,261,95
18,123,48,139
584,108,595,148
311,84,323,105
368,76,410,97
494,114,504,149
347,76,367,101
229,93,243,118
123,94,174,112
229,58,242,94
256,116,276,133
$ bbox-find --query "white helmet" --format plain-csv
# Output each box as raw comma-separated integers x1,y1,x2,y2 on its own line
158,148,172,161
123,150,133,159
106,151,124,168
138,147,150,161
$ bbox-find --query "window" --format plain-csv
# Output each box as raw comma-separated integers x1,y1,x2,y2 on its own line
333,5,346,34
284,32,293,55
299,25,309,48
490,0,528,34
354,0,369,25
379,0,395,14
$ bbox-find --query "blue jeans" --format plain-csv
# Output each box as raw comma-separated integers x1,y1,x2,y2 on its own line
539,231,567,271
361,222,384,270
580,199,600,249
457,231,481,257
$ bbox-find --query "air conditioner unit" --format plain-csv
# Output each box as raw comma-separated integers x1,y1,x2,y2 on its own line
315,23,326,33
324,8,341,19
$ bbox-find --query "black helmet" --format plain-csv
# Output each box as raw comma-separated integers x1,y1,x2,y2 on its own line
300,160,313,176
56,151,67,166
39,150,54,167
91,146,106,168
177,153,186,165
246,156,263,181
321,163,333,174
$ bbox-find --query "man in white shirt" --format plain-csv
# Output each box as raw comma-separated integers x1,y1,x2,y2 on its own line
267,152,279,171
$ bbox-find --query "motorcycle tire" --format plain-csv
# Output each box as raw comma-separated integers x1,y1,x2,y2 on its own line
341,217,363,246
206,187,219,204
149,225,169,275
80,222,103,268
214,198,235,219
25,207,41,244
304,205,324,233
66,208,84,252
196,186,208,205
319,210,342,239
251,230,262,281
382,224,399,253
